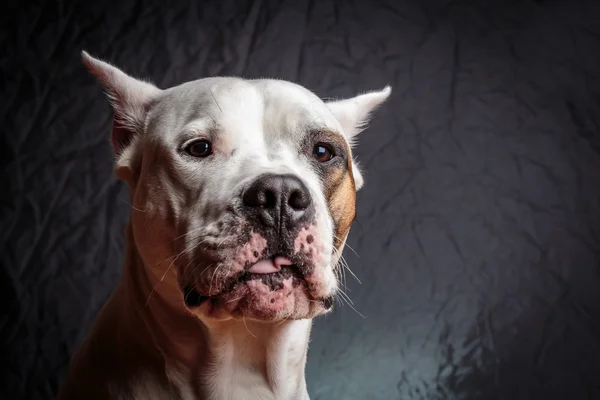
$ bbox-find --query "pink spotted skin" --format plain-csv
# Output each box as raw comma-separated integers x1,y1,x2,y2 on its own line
187,221,334,321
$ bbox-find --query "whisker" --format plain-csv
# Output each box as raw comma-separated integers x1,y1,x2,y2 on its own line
341,255,361,285
242,315,256,338
183,254,203,278
336,290,365,318
199,104,217,124
216,234,231,251
183,286,197,303
118,196,146,213
154,236,210,268
209,264,224,296
332,233,360,259
198,263,214,277
225,296,244,304
340,258,348,289
170,226,207,245
209,89,223,113
145,222,240,308
332,240,362,285
145,247,189,307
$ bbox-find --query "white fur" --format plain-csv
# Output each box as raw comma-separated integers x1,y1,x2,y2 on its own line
58,52,391,400
326,87,391,189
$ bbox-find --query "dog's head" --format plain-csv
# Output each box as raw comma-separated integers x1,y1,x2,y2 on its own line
83,52,390,322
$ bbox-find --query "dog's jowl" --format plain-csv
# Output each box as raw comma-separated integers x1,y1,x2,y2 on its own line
58,52,390,400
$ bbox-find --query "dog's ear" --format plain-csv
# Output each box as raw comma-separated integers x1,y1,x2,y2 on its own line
326,86,391,143
326,86,391,190
81,51,161,163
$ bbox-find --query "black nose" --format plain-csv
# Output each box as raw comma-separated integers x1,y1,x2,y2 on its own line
242,174,313,229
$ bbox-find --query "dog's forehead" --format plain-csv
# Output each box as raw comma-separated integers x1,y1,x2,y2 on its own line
152,78,341,144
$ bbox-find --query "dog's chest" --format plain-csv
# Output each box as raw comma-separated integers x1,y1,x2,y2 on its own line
199,334,310,400
210,368,279,400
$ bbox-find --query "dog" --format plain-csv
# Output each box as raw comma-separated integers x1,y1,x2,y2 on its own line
57,51,390,400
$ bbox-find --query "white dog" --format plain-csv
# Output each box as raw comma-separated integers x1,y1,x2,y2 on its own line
57,52,390,400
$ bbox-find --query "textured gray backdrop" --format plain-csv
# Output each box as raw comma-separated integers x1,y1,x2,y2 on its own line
2,1,600,399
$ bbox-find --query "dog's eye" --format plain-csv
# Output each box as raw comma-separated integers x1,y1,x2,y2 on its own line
185,140,212,157
313,144,334,163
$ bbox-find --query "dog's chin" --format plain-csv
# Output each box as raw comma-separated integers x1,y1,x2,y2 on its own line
182,265,335,322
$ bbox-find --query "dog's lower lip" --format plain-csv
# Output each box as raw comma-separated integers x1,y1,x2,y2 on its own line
322,296,334,310
244,264,297,279
183,286,210,307
184,260,307,300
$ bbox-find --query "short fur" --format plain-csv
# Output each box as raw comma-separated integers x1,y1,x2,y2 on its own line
57,52,390,400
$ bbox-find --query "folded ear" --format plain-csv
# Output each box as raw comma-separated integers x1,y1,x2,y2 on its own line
326,86,391,144
326,86,391,190
81,51,161,159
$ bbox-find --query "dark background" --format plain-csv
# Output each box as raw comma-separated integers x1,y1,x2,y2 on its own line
2,0,600,399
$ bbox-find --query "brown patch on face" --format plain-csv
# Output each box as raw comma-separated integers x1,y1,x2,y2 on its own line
321,139,357,251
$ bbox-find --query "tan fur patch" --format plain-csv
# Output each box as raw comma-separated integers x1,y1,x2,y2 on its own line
323,140,357,251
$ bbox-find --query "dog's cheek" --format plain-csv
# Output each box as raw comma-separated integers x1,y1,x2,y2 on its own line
131,208,179,283
129,162,185,282
294,224,328,268
324,164,357,252
195,228,269,294
227,230,268,276
293,223,337,297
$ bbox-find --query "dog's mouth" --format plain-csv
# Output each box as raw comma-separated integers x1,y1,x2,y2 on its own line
182,255,333,311
242,258,305,290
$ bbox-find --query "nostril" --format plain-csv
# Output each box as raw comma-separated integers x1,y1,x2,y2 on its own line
243,174,312,223
243,187,262,208
288,188,311,210
242,182,278,227
243,186,277,208
264,189,278,208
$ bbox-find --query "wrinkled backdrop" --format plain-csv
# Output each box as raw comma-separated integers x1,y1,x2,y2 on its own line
2,1,600,399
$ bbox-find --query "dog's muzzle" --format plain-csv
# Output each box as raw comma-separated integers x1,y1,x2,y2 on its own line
242,173,314,231
181,172,332,320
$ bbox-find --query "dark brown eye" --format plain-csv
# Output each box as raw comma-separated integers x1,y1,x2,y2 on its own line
186,140,212,157
313,144,334,163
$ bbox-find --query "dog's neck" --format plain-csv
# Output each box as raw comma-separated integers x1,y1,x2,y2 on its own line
118,222,312,399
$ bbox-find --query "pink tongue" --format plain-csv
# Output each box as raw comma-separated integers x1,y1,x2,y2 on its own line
248,257,293,274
